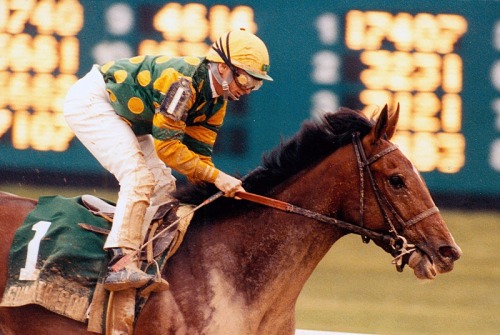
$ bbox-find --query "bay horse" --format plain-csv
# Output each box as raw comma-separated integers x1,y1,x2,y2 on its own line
0,105,461,335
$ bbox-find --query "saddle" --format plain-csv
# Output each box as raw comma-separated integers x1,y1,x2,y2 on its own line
80,195,184,260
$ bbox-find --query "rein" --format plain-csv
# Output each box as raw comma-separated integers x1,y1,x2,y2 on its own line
235,191,394,245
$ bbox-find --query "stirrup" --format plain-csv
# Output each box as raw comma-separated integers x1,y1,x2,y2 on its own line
139,261,170,296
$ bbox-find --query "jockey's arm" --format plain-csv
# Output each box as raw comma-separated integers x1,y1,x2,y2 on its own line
153,112,219,183
153,113,244,197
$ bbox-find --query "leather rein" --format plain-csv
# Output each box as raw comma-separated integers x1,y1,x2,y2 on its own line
236,132,439,271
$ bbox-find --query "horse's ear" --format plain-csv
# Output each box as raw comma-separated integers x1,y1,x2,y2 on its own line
385,103,400,140
369,104,389,143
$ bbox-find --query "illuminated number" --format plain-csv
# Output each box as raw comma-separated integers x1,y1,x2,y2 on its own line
19,221,52,281
362,11,392,50
312,51,340,84
441,94,462,132
413,92,440,132
182,3,208,42
316,13,338,45
59,37,80,74
311,90,339,119
32,73,53,112
436,14,467,54
437,133,465,173
12,110,30,149
345,10,364,50
209,5,231,40
33,35,58,73
8,72,30,110
9,33,32,72
414,13,440,53
442,54,463,93
388,52,413,91
54,0,84,36
345,10,392,50
413,132,439,172
154,3,183,40
413,53,441,92
345,10,468,174
387,13,413,51
30,0,55,34
360,50,390,89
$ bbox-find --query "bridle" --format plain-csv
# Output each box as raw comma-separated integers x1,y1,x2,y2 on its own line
236,132,439,272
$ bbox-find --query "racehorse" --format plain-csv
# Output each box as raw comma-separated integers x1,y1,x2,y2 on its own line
0,105,461,335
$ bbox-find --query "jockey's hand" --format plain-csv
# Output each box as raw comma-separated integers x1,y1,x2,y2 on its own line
214,171,245,198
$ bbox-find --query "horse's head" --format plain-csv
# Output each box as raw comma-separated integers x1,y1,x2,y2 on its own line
343,104,461,279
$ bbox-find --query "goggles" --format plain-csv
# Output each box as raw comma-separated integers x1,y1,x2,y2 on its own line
234,69,263,91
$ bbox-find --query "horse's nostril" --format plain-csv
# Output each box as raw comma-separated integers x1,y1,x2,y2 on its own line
439,246,461,261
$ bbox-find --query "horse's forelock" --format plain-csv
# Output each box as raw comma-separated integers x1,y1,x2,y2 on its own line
175,108,372,204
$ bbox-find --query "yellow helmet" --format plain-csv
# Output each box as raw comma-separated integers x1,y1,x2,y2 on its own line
207,28,273,81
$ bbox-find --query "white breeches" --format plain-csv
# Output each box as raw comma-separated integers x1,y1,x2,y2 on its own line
63,65,176,250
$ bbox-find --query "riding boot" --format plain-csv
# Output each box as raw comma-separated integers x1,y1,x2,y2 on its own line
103,248,154,292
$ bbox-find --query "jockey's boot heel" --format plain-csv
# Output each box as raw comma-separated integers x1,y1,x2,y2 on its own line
103,248,154,292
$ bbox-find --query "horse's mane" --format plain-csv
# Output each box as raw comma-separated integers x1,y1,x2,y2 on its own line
174,107,373,210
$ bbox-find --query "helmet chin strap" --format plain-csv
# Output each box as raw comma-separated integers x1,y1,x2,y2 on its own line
209,62,238,101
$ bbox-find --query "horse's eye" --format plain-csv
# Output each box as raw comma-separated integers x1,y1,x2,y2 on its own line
389,174,405,189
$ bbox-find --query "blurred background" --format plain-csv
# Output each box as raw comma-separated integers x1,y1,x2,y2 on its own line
0,1,499,334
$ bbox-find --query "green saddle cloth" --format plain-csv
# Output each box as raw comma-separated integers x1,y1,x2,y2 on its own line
0,195,110,322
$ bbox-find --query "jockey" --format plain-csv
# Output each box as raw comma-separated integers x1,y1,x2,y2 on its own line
63,29,272,292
